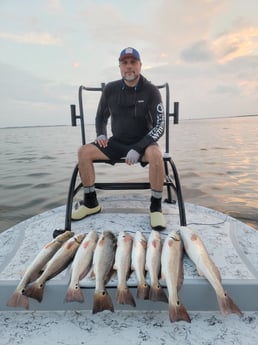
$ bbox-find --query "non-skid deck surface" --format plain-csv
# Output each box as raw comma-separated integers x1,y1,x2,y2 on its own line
1,195,258,344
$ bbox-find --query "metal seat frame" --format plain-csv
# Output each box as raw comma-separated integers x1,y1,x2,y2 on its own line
60,82,186,234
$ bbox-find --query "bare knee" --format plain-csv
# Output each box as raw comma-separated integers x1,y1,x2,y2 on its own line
143,145,163,164
78,144,95,161
78,143,109,161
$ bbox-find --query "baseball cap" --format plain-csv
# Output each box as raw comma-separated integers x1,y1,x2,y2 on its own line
119,47,141,61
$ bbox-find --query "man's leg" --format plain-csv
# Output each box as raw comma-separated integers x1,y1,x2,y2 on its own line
72,143,109,221
142,145,166,230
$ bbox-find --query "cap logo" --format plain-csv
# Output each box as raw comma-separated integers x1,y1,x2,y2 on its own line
125,48,133,54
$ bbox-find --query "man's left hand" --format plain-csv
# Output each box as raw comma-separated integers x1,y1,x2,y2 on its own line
125,149,140,165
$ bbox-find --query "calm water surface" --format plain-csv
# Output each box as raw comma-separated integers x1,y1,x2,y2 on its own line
0,116,257,233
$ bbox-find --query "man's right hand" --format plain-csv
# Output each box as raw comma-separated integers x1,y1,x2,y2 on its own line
95,134,108,147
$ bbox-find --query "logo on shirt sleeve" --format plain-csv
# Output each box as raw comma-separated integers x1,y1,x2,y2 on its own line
157,103,164,113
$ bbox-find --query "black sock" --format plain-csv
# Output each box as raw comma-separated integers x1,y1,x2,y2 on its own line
150,196,162,213
84,191,99,208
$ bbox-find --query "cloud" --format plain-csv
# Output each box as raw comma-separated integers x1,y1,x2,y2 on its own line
212,27,258,63
1,0,258,126
47,0,62,14
0,31,62,45
141,0,227,56
181,40,214,63
180,25,258,67
1,63,59,102
0,63,75,127
79,3,147,47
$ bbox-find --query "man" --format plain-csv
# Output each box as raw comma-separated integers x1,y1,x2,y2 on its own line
72,47,166,230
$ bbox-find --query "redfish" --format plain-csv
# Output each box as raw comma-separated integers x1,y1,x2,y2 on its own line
65,230,98,303
7,230,73,309
24,233,85,302
131,231,149,299
146,230,168,303
161,231,191,322
113,231,136,307
180,226,243,317
91,231,117,314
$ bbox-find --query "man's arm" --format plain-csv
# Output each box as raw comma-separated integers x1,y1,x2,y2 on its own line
132,86,165,153
95,86,110,138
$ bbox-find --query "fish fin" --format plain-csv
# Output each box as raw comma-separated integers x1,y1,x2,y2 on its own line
90,269,96,280
137,283,150,300
116,287,136,307
104,268,116,285
217,292,243,317
161,272,165,281
92,290,114,314
24,282,45,302
126,268,132,281
196,267,204,276
149,284,168,303
30,270,44,283
77,261,93,282
169,302,191,323
64,285,84,303
7,291,29,310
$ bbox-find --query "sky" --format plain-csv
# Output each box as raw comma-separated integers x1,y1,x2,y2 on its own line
0,0,258,127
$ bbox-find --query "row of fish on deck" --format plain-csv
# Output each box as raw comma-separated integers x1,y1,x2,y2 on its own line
7,226,243,322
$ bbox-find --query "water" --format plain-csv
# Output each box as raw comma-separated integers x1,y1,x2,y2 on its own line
0,116,257,233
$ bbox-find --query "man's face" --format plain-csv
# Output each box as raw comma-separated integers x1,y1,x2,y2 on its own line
119,57,142,83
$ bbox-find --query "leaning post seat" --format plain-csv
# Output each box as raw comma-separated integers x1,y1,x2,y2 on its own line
63,83,186,233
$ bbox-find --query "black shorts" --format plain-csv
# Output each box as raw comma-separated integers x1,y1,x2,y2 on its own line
92,137,156,165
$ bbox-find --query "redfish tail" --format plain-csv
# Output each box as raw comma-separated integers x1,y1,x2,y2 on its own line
169,302,191,323
116,287,136,307
217,292,243,317
24,283,45,302
137,283,150,300
149,285,168,303
92,290,114,314
64,285,84,303
7,291,29,310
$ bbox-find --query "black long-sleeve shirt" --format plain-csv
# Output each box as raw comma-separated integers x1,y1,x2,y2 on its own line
95,75,165,154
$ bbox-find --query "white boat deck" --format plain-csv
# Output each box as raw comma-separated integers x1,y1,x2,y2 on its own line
1,194,258,344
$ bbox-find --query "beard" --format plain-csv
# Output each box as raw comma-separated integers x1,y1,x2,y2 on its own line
123,72,138,82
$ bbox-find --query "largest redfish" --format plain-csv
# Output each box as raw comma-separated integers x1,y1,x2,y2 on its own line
180,226,243,317
7,230,73,309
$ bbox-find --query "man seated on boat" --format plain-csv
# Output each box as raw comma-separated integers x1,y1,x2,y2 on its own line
72,47,166,230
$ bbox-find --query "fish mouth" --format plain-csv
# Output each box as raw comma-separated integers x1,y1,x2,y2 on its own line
73,235,84,244
170,231,181,241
